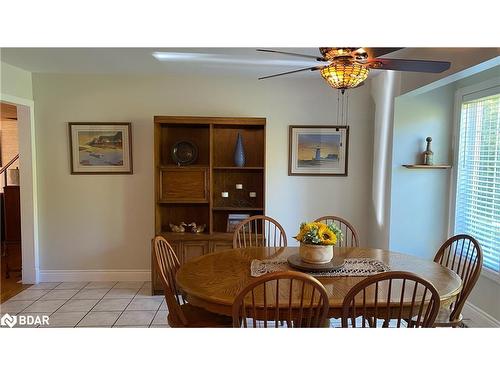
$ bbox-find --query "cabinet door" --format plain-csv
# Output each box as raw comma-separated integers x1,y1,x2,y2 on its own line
182,241,209,262
210,240,233,253
159,167,209,203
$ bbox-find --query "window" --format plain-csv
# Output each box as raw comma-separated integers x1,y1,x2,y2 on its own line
454,85,500,273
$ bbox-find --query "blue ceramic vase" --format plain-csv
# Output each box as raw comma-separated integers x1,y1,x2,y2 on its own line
233,133,246,167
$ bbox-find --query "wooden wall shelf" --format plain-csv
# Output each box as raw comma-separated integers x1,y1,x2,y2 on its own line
153,115,266,294
402,164,452,169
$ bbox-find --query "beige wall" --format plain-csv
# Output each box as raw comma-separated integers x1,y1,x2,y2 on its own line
0,62,28,171
32,73,375,271
0,61,33,100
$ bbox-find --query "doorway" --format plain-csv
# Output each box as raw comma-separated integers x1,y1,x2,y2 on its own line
0,95,38,300
0,101,29,301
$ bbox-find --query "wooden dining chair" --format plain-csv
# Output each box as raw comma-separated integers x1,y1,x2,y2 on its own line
232,215,287,249
432,234,483,327
315,215,359,247
232,271,330,328
341,271,441,328
153,235,232,327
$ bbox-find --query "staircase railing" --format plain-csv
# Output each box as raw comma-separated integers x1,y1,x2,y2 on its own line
0,154,19,187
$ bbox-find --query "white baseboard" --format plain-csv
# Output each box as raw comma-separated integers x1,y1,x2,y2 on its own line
39,269,151,282
462,301,500,328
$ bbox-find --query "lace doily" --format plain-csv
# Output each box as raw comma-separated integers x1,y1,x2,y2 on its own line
250,257,390,277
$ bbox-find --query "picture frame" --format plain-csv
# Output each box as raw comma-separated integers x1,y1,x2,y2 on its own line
288,125,349,176
227,213,250,232
68,122,133,174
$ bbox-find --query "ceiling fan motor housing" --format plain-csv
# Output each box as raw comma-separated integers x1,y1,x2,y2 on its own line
319,47,368,61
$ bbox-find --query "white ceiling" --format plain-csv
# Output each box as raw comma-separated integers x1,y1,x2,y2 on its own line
0,48,409,78
0,48,325,76
3,48,489,82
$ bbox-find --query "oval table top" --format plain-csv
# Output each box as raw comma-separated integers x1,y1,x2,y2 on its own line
175,247,462,317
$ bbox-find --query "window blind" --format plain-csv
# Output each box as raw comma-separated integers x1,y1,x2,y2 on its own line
455,91,500,273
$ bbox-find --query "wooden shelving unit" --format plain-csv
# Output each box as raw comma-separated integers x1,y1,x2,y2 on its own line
152,116,266,294
402,164,452,169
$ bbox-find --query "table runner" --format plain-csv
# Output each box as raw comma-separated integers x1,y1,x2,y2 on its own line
250,257,390,277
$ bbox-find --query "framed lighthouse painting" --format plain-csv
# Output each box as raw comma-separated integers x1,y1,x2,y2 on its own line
288,126,349,176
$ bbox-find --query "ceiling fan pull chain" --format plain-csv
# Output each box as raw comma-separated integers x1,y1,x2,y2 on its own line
336,91,340,124
339,91,343,125
345,90,350,126
341,91,344,125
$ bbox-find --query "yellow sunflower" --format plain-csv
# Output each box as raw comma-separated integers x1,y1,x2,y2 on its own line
318,226,337,246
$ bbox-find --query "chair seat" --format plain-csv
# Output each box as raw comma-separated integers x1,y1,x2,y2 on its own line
168,303,232,328
432,308,463,327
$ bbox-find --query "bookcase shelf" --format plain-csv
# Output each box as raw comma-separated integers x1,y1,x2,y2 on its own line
212,166,264,171
153,116,266,294
212,207,264,211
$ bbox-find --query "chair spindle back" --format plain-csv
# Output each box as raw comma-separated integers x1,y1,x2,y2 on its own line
232,271,329,328
434,234,483,322
232,215,287,249
341,271,440,328
153,235,186,326
315,216,359,247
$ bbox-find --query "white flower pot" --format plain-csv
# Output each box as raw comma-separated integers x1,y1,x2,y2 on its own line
299,244,334,264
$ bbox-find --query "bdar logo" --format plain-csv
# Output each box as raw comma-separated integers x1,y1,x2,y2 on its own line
1,313,18,328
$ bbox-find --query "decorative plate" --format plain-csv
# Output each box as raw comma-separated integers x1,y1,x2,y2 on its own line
287,254,345,272
171,140,198,166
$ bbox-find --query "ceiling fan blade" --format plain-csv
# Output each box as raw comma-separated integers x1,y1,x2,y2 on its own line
362,48,403,58
258,66,322,80
370,58,451,73
257,49,327,62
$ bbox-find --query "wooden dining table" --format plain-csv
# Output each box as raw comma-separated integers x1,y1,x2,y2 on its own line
175,246,462,319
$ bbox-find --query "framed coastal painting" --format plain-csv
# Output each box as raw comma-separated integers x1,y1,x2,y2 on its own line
69,122,133,174
288,125,349,176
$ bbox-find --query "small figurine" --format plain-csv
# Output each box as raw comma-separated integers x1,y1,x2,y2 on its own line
169,223,185,233
187,222,206,233
170,222,206,233
423,137,434,165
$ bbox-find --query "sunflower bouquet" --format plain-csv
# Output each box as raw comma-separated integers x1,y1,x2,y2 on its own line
294,221,343,246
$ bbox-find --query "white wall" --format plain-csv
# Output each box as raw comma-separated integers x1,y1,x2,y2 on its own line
389,84,454,258
389,65,500,320
32,73,375,271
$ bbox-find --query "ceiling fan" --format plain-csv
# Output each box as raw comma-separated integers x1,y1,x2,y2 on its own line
257,48,451,93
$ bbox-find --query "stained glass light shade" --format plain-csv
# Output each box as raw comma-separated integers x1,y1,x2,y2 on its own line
320,62,369,91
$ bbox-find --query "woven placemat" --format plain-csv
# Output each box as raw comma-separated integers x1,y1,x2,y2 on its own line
250,257,390,277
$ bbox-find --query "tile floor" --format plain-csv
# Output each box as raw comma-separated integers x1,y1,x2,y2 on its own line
0,281,372,328
0,281,170,328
